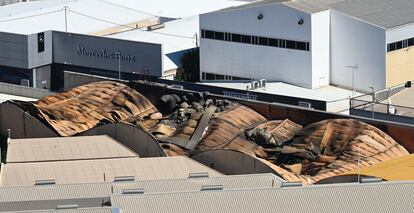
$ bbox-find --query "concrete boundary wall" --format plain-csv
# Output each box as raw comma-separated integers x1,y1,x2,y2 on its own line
0,82,54,99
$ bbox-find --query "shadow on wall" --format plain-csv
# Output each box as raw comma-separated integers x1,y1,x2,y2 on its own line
79,123,165,158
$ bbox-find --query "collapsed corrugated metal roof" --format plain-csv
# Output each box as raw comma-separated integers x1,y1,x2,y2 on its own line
19,81,410,183
34,81,158,136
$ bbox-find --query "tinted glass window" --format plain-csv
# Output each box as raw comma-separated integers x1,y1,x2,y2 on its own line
205,30,214,39
269,38,278,47
408,38,414,47
286,40,296,49
215,74,225,80
205,73,214,80
259,37,268,46
242,35,251,44
395,41,403,50
296,41,307,51
232,34,241,42
214,32,224,41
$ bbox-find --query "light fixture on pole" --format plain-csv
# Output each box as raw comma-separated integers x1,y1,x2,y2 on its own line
345,65,358,97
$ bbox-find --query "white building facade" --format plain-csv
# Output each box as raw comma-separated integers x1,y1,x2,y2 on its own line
200,0,414,92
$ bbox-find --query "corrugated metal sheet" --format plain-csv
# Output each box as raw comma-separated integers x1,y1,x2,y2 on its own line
342,154,414,181
0,156,222,187
6,135,138,163
3,207,117,213
110,181,414,213
0,174,282,203
284,0,414,29
34,81,158,136
214,0,414,29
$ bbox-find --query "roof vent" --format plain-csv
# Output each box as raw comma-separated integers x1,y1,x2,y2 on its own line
35,179,56,185
281,181,302,188
359,177,382,184
114,176,135,182
188,172,209,178
56,204,79,210
201,184,224,191
147,24,165,31
122,188,145,195
259,79,266,88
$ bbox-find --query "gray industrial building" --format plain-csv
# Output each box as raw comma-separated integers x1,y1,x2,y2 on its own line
0,30,162,91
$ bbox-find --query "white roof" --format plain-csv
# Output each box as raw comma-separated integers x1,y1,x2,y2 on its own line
0,93,37,103
0,0,155,35
0,0,246,35
108,16,199,72
202,82,362,114
105,0,247,19
0,156,222,187
6,135,138,163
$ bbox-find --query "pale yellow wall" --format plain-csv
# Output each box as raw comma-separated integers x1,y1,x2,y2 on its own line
386,47,414,87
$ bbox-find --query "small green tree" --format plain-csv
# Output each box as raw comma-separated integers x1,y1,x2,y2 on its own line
175,48,199,82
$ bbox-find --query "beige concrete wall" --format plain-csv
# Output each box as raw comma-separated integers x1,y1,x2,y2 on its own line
386,47,414,87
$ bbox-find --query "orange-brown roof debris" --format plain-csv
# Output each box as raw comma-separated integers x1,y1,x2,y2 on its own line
34,81,158,136
26,81,410,183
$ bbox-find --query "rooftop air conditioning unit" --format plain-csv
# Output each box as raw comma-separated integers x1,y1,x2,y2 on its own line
20,79,30,87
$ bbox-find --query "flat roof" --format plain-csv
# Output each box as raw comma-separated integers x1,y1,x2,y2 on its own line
0,0,246,35
217,0,414,29
0,93,37,103
0,0,155,35
108,15,199,72
6,135,138,163
201,82,362,114
110,181,414,213
0,156,222,187
0,174,282,203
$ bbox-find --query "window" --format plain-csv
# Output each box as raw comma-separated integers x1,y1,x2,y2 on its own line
232,34,241,42
205,73,214,80
214,32,224,41
269,38,278,47
200,29,310,51
259,37,268,46
205,30,214,39
408,38,414,47
296,41,307,51
242,35,251,44
215,74,225,80
286,40,296,49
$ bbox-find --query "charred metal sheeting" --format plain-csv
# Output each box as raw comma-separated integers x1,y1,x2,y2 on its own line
34,81,158,136
12,81,410,184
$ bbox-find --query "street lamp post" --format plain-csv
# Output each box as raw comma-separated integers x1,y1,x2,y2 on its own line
345,65,358,97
